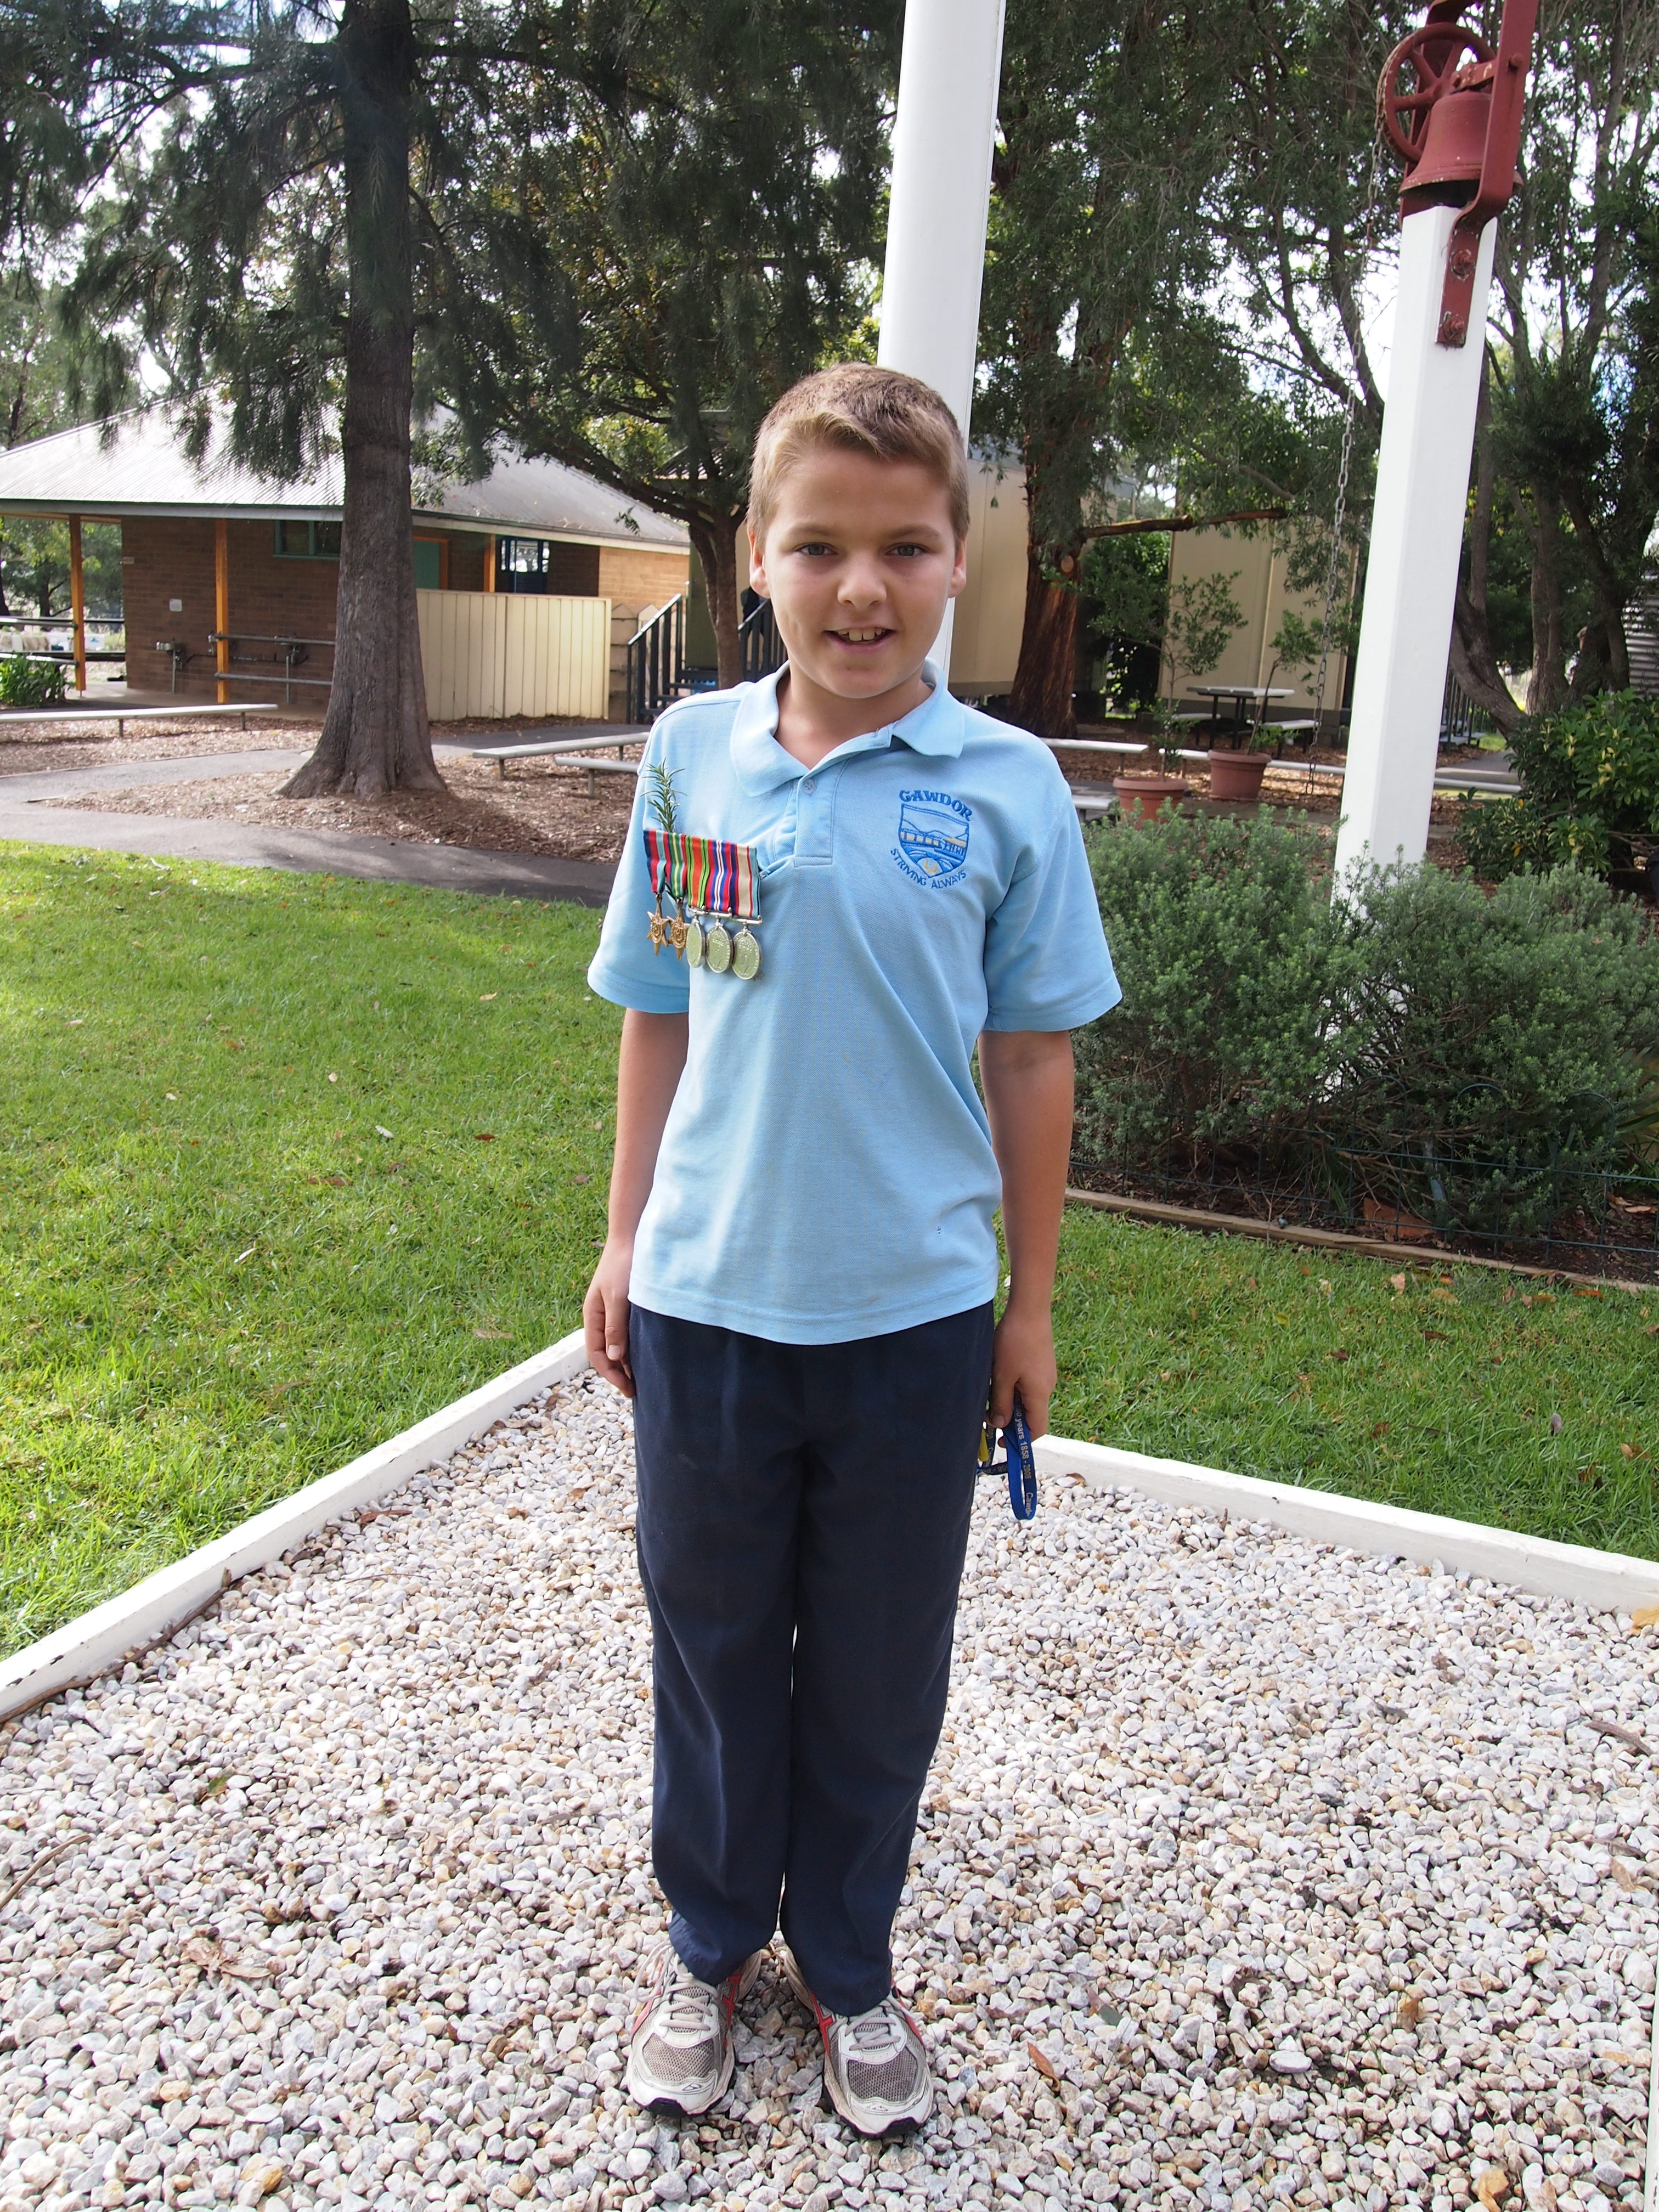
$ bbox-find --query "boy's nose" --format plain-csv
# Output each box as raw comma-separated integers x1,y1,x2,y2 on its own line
837,561,887,611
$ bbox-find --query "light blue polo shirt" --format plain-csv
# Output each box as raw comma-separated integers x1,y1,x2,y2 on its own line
586,662,1120,1344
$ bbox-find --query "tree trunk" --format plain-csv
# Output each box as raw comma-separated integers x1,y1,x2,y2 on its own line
283,0,443,799
690,510,746,690
1008,546,1079,741
1448,368,1520,733
1525,501,1571,715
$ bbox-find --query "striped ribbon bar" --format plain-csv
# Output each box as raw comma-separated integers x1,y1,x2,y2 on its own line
644,830,759,918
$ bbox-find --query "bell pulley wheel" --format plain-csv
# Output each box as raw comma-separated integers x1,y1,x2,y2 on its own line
1376,22,1493,165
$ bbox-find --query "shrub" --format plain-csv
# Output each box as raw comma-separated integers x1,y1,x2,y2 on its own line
1076,809,1364,1174
0,653,69,707
1078,811,1659,1243
1331,864,1659,1233
1457,690,1659,883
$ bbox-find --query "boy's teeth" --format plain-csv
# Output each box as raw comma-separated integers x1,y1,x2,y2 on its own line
842,629,884,642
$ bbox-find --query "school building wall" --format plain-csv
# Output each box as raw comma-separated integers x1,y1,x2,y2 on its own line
1164,523,1352,713
120,517,688,720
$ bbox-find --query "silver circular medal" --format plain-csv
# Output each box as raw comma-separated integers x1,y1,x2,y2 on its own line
732,924,761,981
704,919,732,973
684,915,704,968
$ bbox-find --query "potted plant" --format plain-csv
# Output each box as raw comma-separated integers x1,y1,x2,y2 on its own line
1114,700,1192,820
1115,568,1245,821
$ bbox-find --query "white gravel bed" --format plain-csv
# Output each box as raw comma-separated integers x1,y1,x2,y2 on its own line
3,1376,1657,2212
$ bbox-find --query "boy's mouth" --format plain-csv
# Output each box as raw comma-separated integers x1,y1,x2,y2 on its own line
830,627,894,646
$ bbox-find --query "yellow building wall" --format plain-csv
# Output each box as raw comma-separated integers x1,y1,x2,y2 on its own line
949,456,1029,694
1164,523,1349,712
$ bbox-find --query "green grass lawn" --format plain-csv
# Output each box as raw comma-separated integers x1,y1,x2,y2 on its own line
3,842,1656,1660
1,844,616,1655
1052,1207,1658,1558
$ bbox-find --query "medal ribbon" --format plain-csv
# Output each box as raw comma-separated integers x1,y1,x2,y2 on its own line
641,830,758,919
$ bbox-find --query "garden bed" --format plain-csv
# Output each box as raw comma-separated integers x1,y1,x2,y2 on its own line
3,1374,1656,2212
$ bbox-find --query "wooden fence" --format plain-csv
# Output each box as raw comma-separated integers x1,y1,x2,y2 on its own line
417,590,612,722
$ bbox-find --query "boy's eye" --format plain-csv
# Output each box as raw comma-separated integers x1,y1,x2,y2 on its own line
793,541,836,557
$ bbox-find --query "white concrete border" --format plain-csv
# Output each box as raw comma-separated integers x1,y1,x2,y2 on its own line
10,1345,1659,1720
0,1328,589,1724
1035,1434,1659,1612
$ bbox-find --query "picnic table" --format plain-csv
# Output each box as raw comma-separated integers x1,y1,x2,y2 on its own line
1193,683,1294,731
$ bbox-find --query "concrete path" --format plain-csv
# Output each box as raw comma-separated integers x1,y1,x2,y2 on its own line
0,746,321,802
0,800,616,904
0,740,617,904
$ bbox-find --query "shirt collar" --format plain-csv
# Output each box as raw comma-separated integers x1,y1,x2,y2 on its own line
729,657,966,793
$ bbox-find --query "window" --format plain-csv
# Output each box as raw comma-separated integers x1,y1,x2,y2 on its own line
494,537,599,596
275,520,341,560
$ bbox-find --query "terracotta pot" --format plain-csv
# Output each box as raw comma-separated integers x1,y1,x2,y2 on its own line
1206,749,1271,802
1113,772,1189,822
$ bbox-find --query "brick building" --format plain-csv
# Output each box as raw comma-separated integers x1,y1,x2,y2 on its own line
0,410,689,721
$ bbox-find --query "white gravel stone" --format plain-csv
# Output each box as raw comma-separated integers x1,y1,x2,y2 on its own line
2,1378,1657,2212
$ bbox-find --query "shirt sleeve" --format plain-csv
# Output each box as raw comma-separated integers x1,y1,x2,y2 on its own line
982,771,1121,1032
586,720,693,1014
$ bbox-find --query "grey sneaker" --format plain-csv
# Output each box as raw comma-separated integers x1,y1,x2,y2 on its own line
781,1948,933,2138
625,1940,763,2117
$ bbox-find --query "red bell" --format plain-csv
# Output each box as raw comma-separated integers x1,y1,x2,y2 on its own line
1401,69,1494,210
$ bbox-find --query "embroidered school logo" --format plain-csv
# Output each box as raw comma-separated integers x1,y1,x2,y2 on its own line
893,789,972,886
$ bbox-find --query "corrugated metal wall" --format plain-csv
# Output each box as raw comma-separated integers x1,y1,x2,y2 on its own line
1628,574,1659,698
417,590,612,721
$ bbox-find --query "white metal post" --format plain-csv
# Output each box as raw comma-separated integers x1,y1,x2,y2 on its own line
877,0,1007,679
1334,200,1497,884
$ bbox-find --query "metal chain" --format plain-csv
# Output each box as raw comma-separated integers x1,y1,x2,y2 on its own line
1310,128,1387,731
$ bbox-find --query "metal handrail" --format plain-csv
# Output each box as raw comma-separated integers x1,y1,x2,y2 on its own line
626,596,686,724
739,599,784,682
207,629,336,704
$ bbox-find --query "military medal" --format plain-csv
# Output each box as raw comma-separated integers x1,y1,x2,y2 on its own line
646,907,668,954
642,815,763,983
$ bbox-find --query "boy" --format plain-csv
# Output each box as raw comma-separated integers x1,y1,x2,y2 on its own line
583,364,1119,2140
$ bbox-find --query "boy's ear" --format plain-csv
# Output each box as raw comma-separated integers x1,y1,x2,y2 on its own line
949,535,968,602
747,523,770,600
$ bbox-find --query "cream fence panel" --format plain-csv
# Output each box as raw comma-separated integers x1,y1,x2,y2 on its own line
417,591,612,721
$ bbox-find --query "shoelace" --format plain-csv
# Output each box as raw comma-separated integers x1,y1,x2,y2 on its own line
843,2001,906,2056
657,1962,722,2039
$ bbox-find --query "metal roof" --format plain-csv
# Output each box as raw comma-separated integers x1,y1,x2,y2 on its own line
0,409,687,549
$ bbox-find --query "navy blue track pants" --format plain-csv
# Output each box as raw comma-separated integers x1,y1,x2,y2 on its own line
629,1300,995,2016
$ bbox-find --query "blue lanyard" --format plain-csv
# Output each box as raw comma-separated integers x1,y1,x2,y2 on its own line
979,1391,1039,1521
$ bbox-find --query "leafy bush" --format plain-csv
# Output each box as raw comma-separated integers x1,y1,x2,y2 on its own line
0,653,69,707
1076,809,1361,1173
1331,864,1659,1232
1078,810,1659,1242
1457,690,1659,883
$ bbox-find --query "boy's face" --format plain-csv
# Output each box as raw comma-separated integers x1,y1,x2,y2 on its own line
748,447,967,707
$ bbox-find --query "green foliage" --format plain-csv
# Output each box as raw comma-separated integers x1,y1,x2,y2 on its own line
1163,568,1244,691
0,651,66,704
1076,809,1359,1164
1457,691,1659,882
1077,811,1659,1244
1081,532,1169,686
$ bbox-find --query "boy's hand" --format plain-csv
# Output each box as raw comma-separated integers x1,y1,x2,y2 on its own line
988,1297,1056,1438
584,1238,636,1397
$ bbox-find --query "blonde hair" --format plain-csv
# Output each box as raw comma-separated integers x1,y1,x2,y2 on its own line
747,365,971,548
